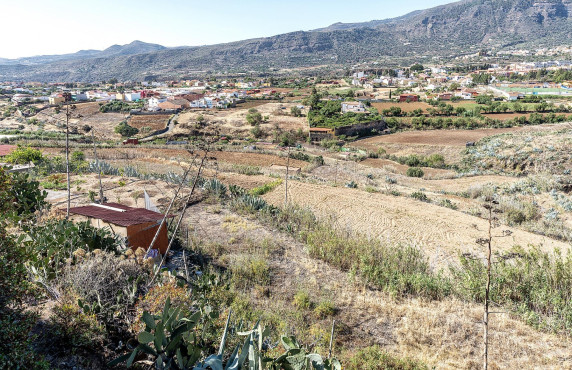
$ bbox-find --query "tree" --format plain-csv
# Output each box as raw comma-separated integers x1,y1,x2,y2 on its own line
114,122,139,137
246,108,263,126
309,87,320,108
475,95,493,105
410,63,424,72
290,106,302,117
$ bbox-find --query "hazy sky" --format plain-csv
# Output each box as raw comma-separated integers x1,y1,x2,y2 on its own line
1,0,456,59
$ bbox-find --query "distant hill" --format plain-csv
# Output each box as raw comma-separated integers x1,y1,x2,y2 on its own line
2,0,572,82
0,41,166,66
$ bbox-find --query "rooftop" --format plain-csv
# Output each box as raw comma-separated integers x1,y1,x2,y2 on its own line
67,202,168,227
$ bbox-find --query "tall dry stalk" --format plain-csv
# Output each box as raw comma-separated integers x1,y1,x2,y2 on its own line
476,195,510,370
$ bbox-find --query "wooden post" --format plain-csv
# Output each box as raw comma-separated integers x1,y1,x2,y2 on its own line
91,128,104,203
65,104,70,218
334,160,338,186
285,146,290,207
329,320,336,359
483,205,492,370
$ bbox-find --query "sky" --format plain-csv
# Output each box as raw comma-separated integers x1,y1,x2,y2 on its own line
1,0,456,59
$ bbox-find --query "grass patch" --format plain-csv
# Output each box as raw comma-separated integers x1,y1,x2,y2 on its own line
232,164,262,176
249,179,283,196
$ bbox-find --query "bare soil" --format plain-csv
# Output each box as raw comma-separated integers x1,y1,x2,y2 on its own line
128,114,170,131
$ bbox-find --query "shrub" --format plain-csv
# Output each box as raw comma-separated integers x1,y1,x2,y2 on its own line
250,124,264,138
406,167,424,178
451,246,572,332
40,173,67,190
506,209,526,225
48,295,106,350
410,191,429,202
246,108,263,126
0,229,48,368
290,106,302,117
345,181,358,188
232,164,262,176
304,225,450,299
439,199,458,210
58,251,148,330
71,150,85,162
314,300,336,318
5,145,43,164
293,290,312,310
24,219,122,280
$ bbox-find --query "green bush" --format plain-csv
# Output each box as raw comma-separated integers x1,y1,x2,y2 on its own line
4,145,43,164
23,219,121,280
246,108,263,126
406,167,424,178
293,290,312,310
304,225,449,299
71,150,85,162
114,122,139,137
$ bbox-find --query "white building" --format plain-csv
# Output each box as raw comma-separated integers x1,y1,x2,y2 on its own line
341,101,367,114
124,92,141,101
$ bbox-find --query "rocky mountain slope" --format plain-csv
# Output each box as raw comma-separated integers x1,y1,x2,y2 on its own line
2,0,572,81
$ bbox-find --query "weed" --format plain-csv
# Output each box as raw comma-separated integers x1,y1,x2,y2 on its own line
314,300,336,318
293,290,313,310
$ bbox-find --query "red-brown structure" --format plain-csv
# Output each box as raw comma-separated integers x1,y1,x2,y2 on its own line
66,203,170,254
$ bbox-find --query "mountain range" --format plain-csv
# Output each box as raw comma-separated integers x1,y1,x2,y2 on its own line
2,0,572,82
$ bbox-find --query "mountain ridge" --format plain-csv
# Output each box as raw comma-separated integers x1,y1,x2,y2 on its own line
2,0,572,82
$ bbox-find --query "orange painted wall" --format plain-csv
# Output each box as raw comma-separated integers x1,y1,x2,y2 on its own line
126,221,168,254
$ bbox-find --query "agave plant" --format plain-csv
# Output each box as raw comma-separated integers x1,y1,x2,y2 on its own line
202,179,227,198
236,195,268,211
88,160,120,176
123,165,141,178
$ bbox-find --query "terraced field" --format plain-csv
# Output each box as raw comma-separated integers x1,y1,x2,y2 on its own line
263,181,570,268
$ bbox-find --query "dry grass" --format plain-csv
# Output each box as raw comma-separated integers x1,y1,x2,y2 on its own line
262,181,571,269
183,200,572,369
